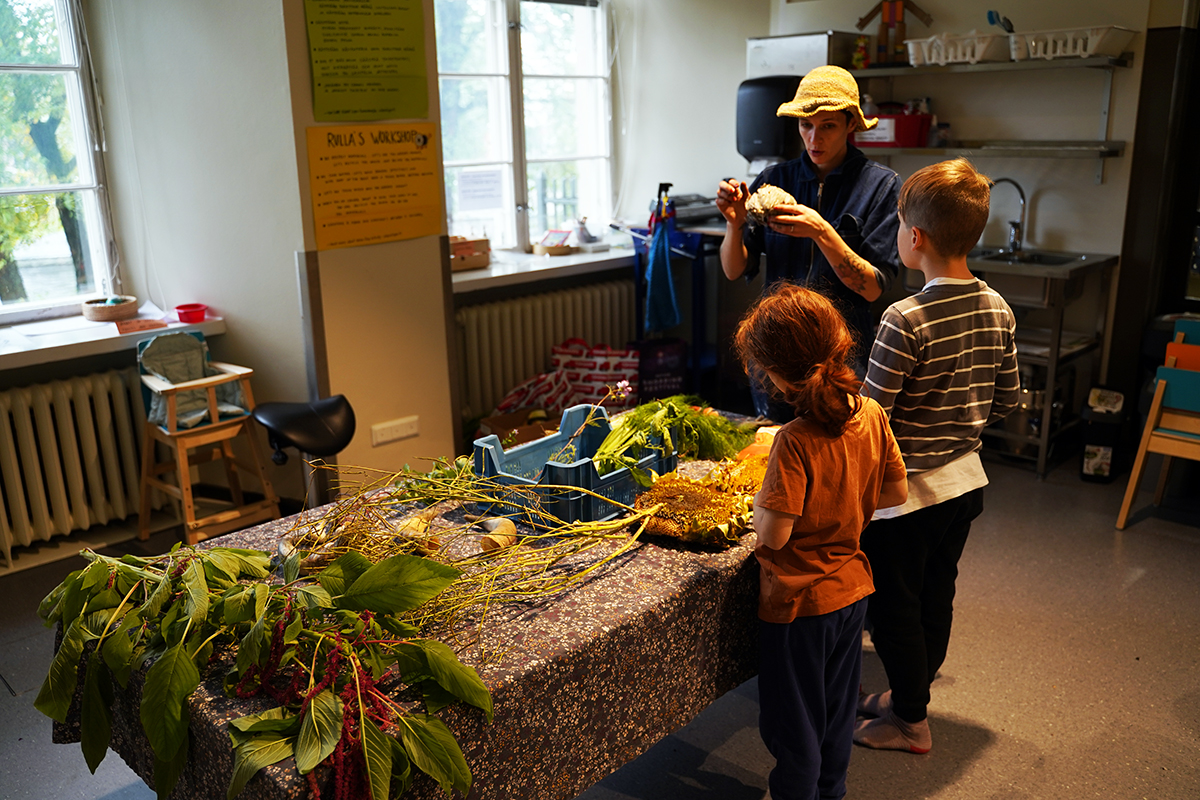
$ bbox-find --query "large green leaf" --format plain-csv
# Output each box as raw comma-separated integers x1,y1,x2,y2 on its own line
229,706,294,741
202,554,239,590
378,615,419,639
283,613,303,645
101,607,142,687
252,583,269,622
153,734,188,800
80,559,109,592
295,688,343,774
34,617,86,722
210,547,272,579
222,585,257,626
393,642,434,684
419,679,459,715
181,559,209,629
38,576,71,624
63,561,104,622
295,583,333,610
236,613,268,675
226,731,295,800
395,713,471,796
389,735,413,796
139,575,171,622
230,714,302,739
283,548,301,584
317,551,373,597
337,555,460,614
80,651,114,773
416,639,492,721
361,718,394,800
141,643,201,761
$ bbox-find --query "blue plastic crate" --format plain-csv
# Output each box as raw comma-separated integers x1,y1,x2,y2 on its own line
472,404,677,523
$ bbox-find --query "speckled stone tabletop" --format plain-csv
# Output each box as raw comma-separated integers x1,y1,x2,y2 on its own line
54,478,761,800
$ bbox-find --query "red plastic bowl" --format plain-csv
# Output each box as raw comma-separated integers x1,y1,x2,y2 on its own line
175,303,208,323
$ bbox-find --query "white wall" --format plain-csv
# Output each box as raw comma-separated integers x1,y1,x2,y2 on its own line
87,0,456,494
610,0,773,219
86,0,309,494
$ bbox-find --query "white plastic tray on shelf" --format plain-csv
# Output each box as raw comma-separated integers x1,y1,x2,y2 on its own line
905,32,1009,66
1008,26,1137,61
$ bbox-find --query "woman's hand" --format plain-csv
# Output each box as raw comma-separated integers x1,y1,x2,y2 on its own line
767,203,832,240
716,179,748,227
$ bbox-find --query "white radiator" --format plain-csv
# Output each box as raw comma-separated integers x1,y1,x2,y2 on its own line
455,279,637,419
0,368,146,566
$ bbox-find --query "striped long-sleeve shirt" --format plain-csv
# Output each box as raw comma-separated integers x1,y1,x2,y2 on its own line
862,277,1020,473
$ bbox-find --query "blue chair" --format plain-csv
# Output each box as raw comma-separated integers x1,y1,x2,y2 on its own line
136,332,279,544
1116,365,1200,529
1173,318,1200,344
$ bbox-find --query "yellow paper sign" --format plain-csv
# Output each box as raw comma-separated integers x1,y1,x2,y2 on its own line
304,0,428,121
307,123,441,250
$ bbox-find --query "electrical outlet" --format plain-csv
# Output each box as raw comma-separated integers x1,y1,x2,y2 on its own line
371,415,419,446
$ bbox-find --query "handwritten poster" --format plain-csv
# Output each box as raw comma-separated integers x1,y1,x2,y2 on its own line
304,0,428,121
307,123,441,250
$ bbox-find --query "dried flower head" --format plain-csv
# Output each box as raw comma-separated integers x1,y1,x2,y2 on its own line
745,184,798,227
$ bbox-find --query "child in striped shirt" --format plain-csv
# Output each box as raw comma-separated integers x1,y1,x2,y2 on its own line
855,158,1020,754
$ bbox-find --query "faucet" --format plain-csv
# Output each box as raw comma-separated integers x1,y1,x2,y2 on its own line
992,178,1026,252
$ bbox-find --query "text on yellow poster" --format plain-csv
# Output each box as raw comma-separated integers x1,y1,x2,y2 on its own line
307,123,441,250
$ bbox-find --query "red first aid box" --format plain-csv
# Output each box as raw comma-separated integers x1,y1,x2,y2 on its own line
853,114,933,148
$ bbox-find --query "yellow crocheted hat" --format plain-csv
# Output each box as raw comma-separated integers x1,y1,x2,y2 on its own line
776,65,877,132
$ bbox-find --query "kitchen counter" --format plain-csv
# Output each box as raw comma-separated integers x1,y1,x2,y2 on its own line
967,251,1119,280
451,246,637,294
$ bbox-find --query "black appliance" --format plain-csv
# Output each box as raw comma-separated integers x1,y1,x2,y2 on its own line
736,75,802,163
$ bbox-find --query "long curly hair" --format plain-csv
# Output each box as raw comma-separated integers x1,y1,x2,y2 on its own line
735,283,862,436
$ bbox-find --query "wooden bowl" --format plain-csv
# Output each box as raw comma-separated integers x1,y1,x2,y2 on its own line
81,296,139,322
532,244,577,256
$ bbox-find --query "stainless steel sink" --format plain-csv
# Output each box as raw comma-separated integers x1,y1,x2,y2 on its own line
976,250,1079,266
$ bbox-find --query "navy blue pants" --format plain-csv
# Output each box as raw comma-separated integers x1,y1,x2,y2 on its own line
860,488,984,722
758,598,867,800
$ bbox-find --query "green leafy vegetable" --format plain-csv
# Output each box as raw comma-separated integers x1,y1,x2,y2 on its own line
592,395,755,483
34,545,493,800
295,689,343,774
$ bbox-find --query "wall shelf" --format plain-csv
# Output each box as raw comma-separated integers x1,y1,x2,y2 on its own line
852,52,1133,182
862,140,1125,159
849,53,1132,78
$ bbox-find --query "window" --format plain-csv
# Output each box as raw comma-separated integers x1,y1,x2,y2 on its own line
0,0,115,323
435,0,611,251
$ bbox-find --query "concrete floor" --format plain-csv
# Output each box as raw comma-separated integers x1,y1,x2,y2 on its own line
2,457,1198,800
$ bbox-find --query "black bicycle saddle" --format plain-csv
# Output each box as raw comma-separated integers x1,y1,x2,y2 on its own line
251,395,356,465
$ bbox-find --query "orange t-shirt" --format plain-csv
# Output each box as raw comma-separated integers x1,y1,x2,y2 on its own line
754,397,906,623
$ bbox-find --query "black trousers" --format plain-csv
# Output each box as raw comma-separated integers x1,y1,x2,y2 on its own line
758,598,867,800
860,488,985,723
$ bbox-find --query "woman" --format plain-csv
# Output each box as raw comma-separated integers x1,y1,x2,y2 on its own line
717,65,901,419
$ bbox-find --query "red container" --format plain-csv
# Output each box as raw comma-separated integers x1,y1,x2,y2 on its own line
175,303,208,323
853,113,933,148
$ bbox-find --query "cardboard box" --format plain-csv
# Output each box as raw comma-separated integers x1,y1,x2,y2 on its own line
450,236,490,271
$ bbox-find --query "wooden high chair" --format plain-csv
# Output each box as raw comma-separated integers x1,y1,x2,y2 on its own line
136,333,280,545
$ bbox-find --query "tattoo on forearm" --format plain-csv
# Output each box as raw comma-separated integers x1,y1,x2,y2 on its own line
833,252,874,295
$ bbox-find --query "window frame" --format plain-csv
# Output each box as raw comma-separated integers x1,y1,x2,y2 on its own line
0,0,118,326
437,0,612,253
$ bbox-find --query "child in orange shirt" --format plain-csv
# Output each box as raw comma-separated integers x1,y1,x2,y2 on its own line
736,284,908,800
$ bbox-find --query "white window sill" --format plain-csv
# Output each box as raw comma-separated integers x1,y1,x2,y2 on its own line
450,245,638,294
0,309,226,371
